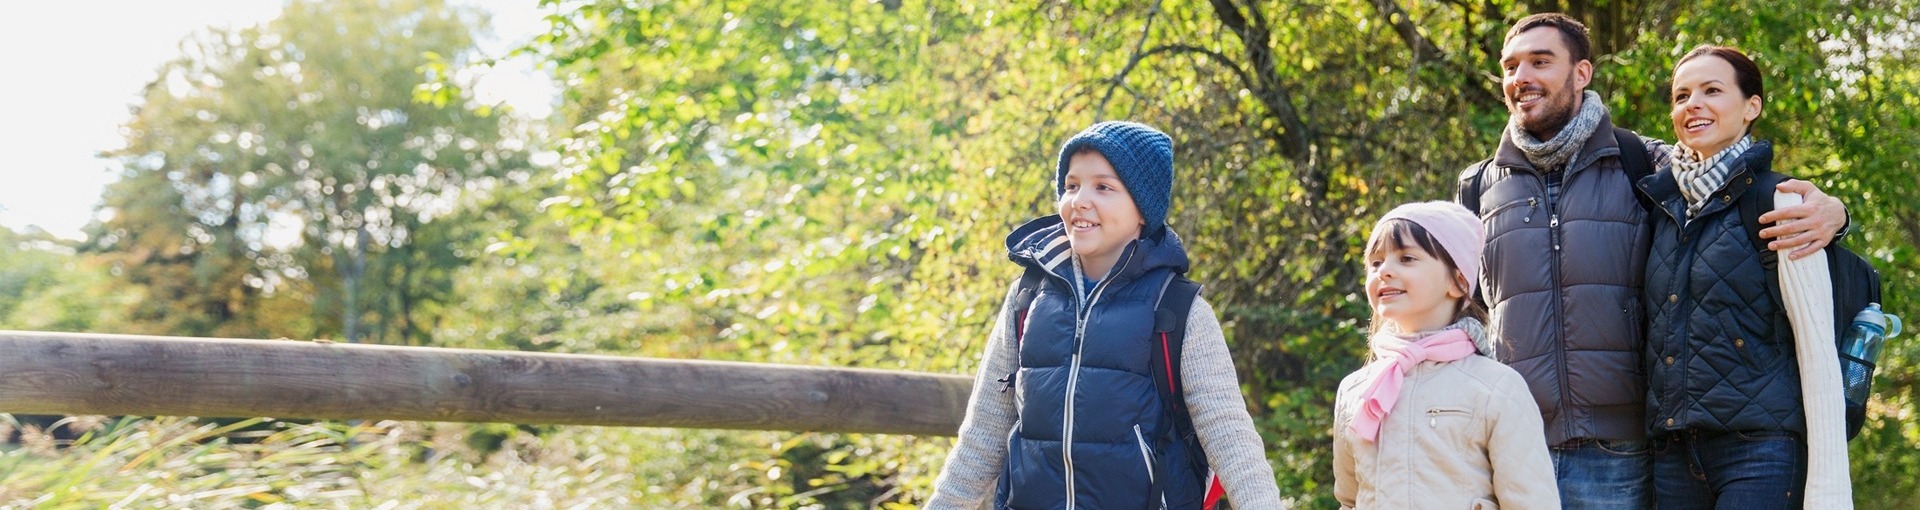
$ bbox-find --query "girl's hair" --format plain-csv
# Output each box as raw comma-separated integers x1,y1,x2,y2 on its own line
1363,218,1489,336
1673,45,1765,131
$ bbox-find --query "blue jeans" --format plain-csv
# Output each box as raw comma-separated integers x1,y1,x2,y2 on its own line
1652,430,1807,510
1552,438,1654,510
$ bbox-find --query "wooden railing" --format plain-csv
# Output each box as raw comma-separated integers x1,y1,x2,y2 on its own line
0,330,973,436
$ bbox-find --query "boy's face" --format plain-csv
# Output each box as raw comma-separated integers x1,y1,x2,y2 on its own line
1058,151,1144,272
1500,26,1593,140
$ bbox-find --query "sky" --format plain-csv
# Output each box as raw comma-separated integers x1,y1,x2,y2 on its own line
0,0,556,241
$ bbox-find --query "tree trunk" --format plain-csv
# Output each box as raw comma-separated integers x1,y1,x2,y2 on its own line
339,225,369,343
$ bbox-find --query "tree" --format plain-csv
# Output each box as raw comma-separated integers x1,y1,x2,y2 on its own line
90,0,526,344
0,227,131,332
526,0,1920,506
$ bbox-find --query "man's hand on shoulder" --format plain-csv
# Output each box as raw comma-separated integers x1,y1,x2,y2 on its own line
1756,179,1848,259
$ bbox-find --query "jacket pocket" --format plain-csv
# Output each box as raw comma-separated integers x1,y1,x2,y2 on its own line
1135,424,1177,510
1480,195,1539,222
1717,310,1776,370
1133,425,1157,486
1426,406,1477,445
1426,406,1474,427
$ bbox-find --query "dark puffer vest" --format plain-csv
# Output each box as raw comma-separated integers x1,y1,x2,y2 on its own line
994,216,1208,510
1458,111,1656,445
1638,141,1805,436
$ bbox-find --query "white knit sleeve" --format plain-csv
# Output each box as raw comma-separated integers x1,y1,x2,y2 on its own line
1776,190,1853,509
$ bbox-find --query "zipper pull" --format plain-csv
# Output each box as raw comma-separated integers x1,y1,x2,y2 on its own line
1551,213,1562,251
1524,197,1538,223
997,372,1016,393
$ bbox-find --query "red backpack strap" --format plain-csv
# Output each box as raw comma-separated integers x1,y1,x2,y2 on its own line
1202,471,1227,510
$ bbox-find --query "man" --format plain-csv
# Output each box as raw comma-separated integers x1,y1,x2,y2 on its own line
1459,13,1848,509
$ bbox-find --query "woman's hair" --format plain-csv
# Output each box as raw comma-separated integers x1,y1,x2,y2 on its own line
1363,218,1489,336
1673,45,1765,130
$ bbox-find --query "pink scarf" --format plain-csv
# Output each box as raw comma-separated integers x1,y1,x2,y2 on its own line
1347,328,1478,442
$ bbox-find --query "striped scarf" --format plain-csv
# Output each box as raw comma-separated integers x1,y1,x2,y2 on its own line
1671,136,1754,218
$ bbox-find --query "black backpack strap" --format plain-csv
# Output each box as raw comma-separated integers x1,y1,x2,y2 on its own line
1738,169,1791,273
1455,159,1494,312
1150,276,1203,413
1457,158,1493,215
997,266,1048,393
1147,274,1205,506
1614,127,1659,215
1010,267,1047,347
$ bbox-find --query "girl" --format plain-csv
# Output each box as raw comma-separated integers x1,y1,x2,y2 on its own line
1332,201,1559,509
925,121,1282,509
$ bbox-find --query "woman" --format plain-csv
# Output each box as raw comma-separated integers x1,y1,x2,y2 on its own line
1638,45,1810,509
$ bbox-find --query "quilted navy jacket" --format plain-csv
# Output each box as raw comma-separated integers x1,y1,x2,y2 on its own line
1637,141,1805,436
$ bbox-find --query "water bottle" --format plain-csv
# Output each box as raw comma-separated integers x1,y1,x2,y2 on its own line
1841,303,1902,405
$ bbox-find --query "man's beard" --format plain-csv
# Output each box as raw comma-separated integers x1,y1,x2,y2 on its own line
1513,75,1581,139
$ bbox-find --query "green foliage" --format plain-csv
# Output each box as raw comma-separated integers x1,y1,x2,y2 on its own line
18,0,1917,507
0,228,132,332
86,0,527,344
515,0,1920,507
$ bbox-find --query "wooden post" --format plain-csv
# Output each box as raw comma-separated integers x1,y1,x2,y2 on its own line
0,331,974,437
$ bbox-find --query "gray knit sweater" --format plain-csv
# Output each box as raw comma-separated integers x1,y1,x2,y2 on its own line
925,280,1286,509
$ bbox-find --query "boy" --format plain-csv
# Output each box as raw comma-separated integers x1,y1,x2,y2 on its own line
926,121,1282,509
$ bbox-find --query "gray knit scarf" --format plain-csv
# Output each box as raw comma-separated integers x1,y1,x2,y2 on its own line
1379,316,1491,358
1507,90,1607,172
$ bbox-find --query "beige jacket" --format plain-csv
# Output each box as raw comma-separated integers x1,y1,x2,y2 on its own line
1332,352,1559,510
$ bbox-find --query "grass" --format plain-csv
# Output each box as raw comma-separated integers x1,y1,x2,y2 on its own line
0,414,934,509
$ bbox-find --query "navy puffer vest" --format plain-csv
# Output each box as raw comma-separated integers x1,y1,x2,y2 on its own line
994,216,1207,510
1638,141,1805,436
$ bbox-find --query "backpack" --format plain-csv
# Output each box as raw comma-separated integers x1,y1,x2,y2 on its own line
1737,169,1883,440
998,267,1227,509
1459,127,1655,215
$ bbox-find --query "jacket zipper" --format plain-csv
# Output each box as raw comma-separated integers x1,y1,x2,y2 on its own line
1546,171,1571,443
1061,243,1138,510
1426,407,1472,427
1132,424,1156,484
1479,195,1539,223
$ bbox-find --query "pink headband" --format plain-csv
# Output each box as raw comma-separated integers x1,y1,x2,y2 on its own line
1371,201,1486,295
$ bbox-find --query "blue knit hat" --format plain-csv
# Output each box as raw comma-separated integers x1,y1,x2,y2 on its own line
1055,121,1175,237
